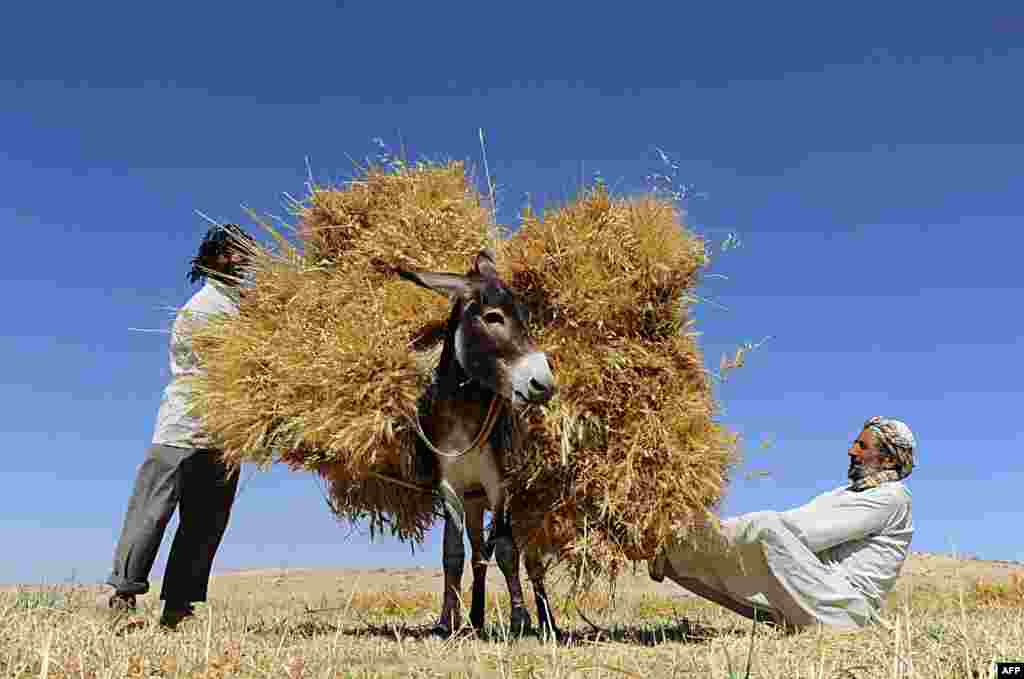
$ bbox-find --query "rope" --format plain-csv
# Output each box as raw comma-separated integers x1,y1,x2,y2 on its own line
374,391,503,517
408,393,503,459
368,471,489,501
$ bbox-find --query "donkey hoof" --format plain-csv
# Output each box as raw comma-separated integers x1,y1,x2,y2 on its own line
431,622,456,639
508,606,532,638
470,613,485,634
432,614,461,639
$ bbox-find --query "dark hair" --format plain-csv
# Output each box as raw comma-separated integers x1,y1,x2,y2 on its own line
188,223,255,284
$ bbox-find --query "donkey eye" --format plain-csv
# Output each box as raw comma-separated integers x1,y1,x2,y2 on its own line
483,311,505,325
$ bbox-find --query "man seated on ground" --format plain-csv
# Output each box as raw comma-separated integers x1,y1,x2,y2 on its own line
649,416,916,632
101,224,254,630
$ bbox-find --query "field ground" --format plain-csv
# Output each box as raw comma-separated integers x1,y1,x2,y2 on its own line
2,552,1023,678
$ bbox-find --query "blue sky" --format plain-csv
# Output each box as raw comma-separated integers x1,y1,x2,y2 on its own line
3,1,1023,585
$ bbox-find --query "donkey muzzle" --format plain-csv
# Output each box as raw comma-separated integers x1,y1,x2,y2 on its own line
511,352,556,405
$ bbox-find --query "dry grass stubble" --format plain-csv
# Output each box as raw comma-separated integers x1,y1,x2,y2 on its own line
3,554,1022,678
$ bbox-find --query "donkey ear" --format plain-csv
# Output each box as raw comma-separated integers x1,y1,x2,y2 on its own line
396,268,472,299
472,248,498,279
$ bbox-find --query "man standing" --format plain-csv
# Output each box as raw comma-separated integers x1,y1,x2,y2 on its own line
650,416,917,632
103,224,254,629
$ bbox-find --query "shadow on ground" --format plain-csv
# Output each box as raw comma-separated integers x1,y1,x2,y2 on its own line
245,616,730,647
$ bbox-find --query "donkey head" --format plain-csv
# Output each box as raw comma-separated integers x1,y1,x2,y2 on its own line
397,249,556,408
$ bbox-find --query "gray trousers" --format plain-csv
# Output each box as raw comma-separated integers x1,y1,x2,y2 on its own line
107,444,239,604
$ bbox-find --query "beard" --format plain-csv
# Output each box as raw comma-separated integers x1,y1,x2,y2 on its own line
848,458,890,482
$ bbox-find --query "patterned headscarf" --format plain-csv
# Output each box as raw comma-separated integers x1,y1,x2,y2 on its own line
848,416,917,491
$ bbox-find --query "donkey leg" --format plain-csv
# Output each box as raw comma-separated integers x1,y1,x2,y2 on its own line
491,510,532,637
525,548,561,642
435,510,466,637
465,500,488,633
479,453,531,638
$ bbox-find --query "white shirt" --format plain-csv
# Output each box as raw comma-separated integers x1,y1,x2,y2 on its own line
152,280,240,449
779,481,914,610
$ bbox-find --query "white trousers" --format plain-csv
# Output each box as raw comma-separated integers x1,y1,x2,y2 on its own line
663,511,876,629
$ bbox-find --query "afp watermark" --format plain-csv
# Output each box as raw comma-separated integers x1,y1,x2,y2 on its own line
996,662,1024,676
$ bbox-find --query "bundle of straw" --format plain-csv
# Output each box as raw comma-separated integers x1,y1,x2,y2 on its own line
187,160,493,544
502,186,740,574
188,159,740,572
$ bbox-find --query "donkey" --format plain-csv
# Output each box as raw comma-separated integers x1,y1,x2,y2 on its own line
396,249,561,639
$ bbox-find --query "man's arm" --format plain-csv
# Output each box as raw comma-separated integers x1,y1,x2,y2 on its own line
779,487,904,554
